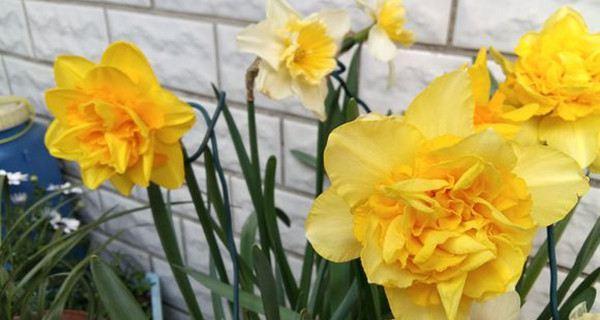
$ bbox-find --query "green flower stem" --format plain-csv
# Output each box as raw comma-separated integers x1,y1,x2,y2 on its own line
147,183,204,320
546,225,560,320
340,26,371,55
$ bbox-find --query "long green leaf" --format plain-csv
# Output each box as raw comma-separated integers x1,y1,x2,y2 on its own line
240,212,258,269
252,246,281,320
263,156,299,305
559,268,600,318
558,287,596,320
147,183,204,320
91,257,146,320
290,150,317,170
185,267,301,320
330,281,358,320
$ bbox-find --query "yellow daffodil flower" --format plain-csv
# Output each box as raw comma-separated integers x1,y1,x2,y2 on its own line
236,0,350,120
492,7,600,170
358,0,414,62
305,69,588,320
468,48,537,144
44,41,195,195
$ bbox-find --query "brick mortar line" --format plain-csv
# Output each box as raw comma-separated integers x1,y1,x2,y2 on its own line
0,56,12,93
445,0,459,45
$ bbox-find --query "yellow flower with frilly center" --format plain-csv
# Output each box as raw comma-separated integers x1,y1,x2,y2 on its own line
237,0,350,120
493,7,600,170
44,41,195,195
305,69,588,320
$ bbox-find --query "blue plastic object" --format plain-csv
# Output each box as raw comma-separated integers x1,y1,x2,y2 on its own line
0,121,63,196
146,272,163,320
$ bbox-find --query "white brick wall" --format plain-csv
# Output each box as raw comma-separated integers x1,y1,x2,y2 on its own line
2,0,598,316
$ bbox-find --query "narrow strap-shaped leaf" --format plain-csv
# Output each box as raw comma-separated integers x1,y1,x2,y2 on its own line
185,267,301,320
330,281,358,320
247,100,261,177
252,246,281,320
91,257,147,320
290,149,317,170
209,258,227,320
308,260,329,315
296,244,315,311
518,209,574,301
263,156,299,305
147,183,204,320
344,45,361,106
558,287,596,320
240,212,258,270
220,95,270,257
204,149,228,229
558,268,599,318
538,216,600,320
184,152,230,286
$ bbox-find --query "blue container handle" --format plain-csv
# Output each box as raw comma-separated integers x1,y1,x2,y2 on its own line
0,96,36,145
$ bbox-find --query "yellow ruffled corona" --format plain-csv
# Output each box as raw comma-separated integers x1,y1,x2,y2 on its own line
492,7,600,169
305,69,588,320
236,0,350,120
44,41,196,195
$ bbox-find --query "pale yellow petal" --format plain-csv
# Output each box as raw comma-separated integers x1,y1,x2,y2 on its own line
470,291,521,320
501,103,539,122
538,116,600,169
366,25,398,62
405,69,474,139
324,118,424,207
101,41,159,90
81,66,139,98
237,20,285,69
433,129,517,170
293,79,327,121
54,55,95,89
361,221,415,288
512,143,589,226
489,47,514,74
314,10,350,41
266,0,299,26
305,188,361,262
437,274,468,320
257,61,294,100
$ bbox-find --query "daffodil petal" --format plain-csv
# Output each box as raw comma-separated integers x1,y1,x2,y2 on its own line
366,25,397,62
81,165,114,190
266,0,299,26
257,61,294,100
315,10,350,41
434,129,517,170
293,79,327,121
45,88,88,122
468,48,491,106
101,41,159,90
538,116,600,169
325,118,424,206
502,103,539,122
110,174,134,196
54,55,95,89
385,286,468,320
470,291,521,320
405,69,474,139
237,20,285,70
512,143,589,226
437,274,468,320
305,188,361,262
151,141,185,189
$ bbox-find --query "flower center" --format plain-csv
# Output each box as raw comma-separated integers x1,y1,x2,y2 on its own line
281,19,337,85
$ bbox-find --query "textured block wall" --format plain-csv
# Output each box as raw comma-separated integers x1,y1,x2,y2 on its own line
0,0,598,318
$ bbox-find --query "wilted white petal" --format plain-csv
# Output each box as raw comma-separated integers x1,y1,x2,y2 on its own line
367,25,398,62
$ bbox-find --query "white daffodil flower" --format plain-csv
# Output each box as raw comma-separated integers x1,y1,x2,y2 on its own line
470,291,521,320
237,0,350,120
